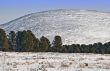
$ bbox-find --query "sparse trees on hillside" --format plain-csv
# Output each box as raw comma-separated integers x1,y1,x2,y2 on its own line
0,28,110,54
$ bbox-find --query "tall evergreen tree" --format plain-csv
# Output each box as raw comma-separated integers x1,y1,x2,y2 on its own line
16,30,40,52
52,35,67,52
39,36,49,52
26,30,39,52
8,31,16,51
0,28,9,51
53,35,63,48
16,31,24,51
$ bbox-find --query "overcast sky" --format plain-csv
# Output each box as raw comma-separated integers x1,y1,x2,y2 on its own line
0,0,110,24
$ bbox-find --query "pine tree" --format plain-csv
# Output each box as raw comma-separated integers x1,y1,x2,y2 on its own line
8,31,16,51
52,35,67,52
16,31,23,52
26,30,39,52
0,28,10,51
16,30,40,52
53,35,63,48
39,36,49,52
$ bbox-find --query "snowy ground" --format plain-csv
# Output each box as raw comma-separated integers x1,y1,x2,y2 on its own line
0,52,110,71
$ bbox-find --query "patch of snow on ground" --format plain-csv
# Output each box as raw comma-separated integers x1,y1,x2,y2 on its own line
0,52,110,71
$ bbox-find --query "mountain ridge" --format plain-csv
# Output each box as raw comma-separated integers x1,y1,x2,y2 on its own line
1,9,110,44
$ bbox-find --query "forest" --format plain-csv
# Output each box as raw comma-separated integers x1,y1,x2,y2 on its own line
0,28,110,54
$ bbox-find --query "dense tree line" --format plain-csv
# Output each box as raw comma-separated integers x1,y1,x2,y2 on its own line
0,28,110,54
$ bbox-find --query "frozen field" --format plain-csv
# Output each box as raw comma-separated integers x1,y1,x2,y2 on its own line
0,52,110,71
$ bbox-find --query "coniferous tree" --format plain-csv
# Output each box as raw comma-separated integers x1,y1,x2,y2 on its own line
16,31,24,52
16,30,40,52
67,44,80,53
104,42,110,54
52,35,67,52
8,31,16,51
26,30,39,52
80,44,89,53
53,35,63,48
0,28,10,51
39,36,50,52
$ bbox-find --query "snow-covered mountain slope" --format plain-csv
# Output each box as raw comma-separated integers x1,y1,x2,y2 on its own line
1,9,110,44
